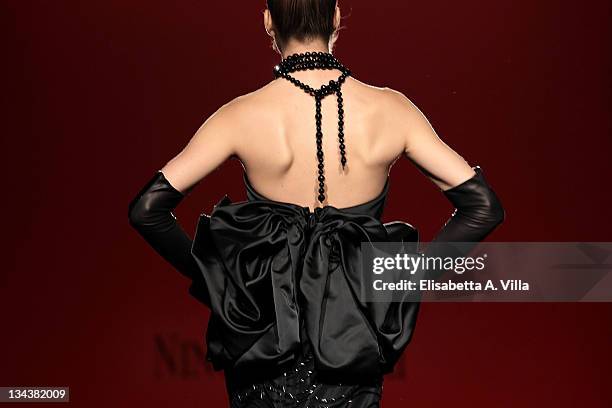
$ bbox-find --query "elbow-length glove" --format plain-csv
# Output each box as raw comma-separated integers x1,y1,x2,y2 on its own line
127,171,209,307
425,165,505,279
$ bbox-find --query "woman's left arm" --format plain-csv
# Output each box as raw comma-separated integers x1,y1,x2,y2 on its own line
127,99,241,304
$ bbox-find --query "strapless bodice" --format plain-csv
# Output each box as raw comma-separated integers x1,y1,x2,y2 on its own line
243,171,390,221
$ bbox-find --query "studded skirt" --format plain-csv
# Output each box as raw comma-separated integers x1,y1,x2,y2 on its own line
226,351,383,408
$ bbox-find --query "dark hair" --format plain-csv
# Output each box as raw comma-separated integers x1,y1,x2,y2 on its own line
266,0,339,50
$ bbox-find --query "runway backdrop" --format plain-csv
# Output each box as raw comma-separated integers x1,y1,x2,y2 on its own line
1,0,611,407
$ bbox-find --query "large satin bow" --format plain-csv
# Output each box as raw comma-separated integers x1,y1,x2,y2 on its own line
190,194,420,379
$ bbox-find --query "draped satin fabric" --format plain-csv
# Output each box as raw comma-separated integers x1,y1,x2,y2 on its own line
190,172,420,383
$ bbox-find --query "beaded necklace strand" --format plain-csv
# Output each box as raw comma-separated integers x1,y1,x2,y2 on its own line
273,52,352,203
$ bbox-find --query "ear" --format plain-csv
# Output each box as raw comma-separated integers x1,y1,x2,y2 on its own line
333,5,341,30
263,8,274,37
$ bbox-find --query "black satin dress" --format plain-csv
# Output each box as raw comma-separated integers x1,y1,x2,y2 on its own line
189,171,421,407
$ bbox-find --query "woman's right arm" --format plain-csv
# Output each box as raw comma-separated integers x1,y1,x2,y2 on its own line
385,88,505,277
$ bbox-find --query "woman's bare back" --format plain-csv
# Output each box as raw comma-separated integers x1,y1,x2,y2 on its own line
230,72,406,210
160,71,476,210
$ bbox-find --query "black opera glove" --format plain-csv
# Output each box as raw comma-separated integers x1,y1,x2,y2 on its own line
425,165,505,279
127,171,209,307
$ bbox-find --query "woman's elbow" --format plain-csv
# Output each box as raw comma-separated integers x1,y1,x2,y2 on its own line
128,196,152,229
485,194,505,231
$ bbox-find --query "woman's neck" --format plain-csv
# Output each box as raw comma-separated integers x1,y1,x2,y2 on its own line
280,39,331,59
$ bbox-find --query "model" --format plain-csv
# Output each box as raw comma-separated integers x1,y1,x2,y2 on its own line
128,1,505,406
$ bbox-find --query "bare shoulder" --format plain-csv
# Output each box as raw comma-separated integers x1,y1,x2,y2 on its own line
379,86,421,117
343,79,418,120
375,86,433,140
344,77,393,104
192,83,275,153
210,80,280,125
336,78,410,163
210,85,265,120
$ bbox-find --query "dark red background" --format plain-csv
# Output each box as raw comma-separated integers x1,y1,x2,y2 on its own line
2,0,611,407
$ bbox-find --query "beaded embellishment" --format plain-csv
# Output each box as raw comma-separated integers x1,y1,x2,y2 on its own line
229,351,382,408
273,52,352,204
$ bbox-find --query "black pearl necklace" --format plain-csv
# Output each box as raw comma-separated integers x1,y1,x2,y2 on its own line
273,51,352,203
